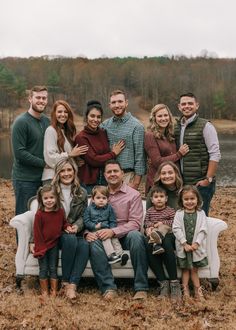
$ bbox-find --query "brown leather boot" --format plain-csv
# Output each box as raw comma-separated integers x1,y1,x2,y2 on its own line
50,278,58,297
39,279,49,298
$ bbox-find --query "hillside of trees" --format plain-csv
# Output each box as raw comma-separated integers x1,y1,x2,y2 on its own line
0,55,236,130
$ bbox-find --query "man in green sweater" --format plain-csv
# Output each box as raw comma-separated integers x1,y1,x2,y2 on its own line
12,86,50,215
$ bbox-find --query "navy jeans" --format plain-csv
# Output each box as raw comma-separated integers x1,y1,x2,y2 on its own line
60,233,89,285
146,233,177,281
13,180,41,215
89,231,149,294
197,181,216,216
38,245,59,279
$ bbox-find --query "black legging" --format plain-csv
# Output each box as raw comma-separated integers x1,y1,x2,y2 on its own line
146,233,178,281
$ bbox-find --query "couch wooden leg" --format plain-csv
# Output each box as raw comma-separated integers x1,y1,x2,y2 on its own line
16,275,24,289
208,278,219,291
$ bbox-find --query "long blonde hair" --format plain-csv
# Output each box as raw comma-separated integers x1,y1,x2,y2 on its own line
148,104,175,142
52,157,82,199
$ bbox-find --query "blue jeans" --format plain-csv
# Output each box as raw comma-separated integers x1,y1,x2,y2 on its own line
90,231,149,294
60,234,89,285
38,245,59,279
146,233,177,281
13,180,41,215
197,181,216,216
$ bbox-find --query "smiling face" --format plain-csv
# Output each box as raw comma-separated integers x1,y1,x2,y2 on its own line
178,96,199,119
155,108,170,130
86,108,102,131
29,90,48,114
59,163,75,185
42,191,56,212
109,93,128,118
104,163,124,187
182,190,198,213
160,164,176,188
55,104,69,125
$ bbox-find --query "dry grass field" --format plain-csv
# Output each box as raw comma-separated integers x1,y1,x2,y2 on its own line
0,179,236,329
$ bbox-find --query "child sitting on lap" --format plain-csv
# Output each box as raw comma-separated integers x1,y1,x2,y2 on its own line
144,186,175,255
84,185,129,265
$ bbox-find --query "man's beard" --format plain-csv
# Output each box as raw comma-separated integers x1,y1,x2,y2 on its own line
32,103,46,113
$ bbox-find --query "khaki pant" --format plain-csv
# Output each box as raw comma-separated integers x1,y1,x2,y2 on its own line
102,237,123,257
123,171,135,185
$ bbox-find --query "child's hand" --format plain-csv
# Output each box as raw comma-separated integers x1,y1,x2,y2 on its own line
95,223,101,229
183,243,193,252
29,243,35,254
191,242,199,250
65,225,73,233
145,227,153,236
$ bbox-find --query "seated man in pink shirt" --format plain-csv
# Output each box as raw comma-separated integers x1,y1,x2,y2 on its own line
86,159,149,300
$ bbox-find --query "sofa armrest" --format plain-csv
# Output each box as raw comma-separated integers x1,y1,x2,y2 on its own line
9,211,35,275
206,217,228,278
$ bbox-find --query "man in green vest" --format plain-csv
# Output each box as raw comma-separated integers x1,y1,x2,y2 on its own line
175,92,221,216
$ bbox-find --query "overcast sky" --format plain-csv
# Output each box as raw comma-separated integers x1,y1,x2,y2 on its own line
1,0,235,59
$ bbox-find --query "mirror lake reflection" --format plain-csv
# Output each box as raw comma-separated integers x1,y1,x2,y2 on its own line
0,134,235,186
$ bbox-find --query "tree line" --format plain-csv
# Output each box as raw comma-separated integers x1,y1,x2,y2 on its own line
0,55,236,130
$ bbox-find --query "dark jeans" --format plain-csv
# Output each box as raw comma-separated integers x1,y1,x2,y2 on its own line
13,180,41,215
60,233,89,285
89,231,149,294
197,181,216,216
81,172,107,195
146,233,177,281
38,245,59,279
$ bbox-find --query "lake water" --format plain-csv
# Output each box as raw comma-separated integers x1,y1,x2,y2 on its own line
0,134,235,186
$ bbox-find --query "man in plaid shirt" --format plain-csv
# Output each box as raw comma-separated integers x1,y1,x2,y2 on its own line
101,89,146,190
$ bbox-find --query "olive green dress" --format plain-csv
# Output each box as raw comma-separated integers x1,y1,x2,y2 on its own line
177,212,208,269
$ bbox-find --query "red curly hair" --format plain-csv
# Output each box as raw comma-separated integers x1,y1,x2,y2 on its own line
51,100,76,152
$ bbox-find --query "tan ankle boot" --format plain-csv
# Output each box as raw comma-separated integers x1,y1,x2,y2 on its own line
50,278,58,297
66,283,77,299
39,279,49,298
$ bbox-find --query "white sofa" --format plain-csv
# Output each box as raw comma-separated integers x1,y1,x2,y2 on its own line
10,198,228,289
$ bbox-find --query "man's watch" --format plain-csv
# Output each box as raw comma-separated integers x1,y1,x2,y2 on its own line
206,176,213,183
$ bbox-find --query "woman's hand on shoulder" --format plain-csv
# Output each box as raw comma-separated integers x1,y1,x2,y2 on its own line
111,140,125,156
70,144,89,158
178,144,189,156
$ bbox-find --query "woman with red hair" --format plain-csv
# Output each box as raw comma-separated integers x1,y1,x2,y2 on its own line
42,100,88,183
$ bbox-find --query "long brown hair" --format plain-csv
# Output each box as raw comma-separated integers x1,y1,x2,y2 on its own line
148,104,175,142
52,157,82,199
51,100,76,152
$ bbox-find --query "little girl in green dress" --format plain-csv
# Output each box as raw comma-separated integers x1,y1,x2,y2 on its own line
172,185,208,300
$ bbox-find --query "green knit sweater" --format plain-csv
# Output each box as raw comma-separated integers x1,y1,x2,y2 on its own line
11,112,50,181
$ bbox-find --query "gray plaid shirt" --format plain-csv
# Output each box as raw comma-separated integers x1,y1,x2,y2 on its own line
101,112,146,176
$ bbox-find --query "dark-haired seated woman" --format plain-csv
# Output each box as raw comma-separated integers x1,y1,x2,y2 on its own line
75,100,125,194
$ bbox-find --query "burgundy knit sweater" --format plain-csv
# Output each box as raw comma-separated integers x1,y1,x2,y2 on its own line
75,126,116,185
33,208,69,258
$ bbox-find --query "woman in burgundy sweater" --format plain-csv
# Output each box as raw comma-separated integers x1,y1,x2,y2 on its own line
144,104,189,195
75,100,125,194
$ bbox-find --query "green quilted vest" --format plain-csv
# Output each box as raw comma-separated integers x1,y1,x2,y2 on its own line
175,115,209,185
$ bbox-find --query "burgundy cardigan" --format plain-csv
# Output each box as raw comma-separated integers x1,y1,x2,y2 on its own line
75,126,116,185
144,131,182,194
